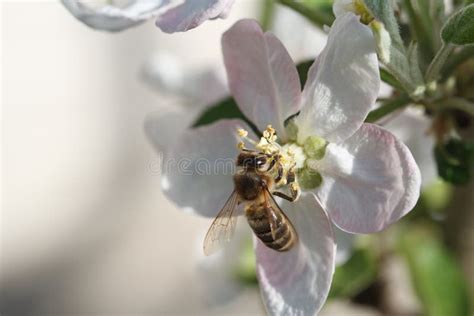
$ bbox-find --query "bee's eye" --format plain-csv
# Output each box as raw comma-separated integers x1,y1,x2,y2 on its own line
256,157,267,166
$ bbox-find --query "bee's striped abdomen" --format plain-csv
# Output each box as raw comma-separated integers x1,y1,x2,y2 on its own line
245,204,297,252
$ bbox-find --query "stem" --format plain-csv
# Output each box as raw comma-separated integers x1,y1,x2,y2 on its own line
260,0,276,31
276,0,333,28
365,94,412,123
426,43,455,84
380,68,404,91
441,46,474,79
443,97,474,116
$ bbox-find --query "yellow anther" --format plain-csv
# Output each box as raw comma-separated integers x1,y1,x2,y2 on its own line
266,125,275,134
237,142,245,150
237,128,248,137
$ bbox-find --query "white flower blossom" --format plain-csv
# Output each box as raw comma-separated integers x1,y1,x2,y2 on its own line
147,13,421,315
62,0,235,32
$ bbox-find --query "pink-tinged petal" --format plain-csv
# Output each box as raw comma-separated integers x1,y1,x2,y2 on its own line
162,119,254,217
222,19,302,141
256,194,336,316
62,0,170,32
313,123,421,233
156,0,235,33
296,13,380,144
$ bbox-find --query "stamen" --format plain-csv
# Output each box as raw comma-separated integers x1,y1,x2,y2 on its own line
237,128,258,146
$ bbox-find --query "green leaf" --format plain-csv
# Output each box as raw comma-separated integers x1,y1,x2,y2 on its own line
363,0,425,98
296,59,313,87
441,4,474,45
407,41,425,85
329,247,378,298
234,237,258,285
403,0,445,64
399,226,471,316
300,0,332,8
277,0,334,27
434,138,474,185
380,68,404,90
365,94,411,123
192,97,246,128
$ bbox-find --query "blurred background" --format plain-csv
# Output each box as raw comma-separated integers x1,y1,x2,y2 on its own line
2,1,473,315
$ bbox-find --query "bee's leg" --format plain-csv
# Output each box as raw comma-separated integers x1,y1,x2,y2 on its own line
272,191,295,202
266,154,282,172
274,163,284,183
265,157,277,172
289,182,300,201
272,184,300,202
287,169,300,201
241,148,258,153
273,169,300,202
286,170,296,185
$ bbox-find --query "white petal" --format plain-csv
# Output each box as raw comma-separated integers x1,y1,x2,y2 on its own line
62,0,170,32
256,194,336,316
156,0,236,33
384,109,437,188
313,123,421,233
162,119,254,217
296,13,380,144
333,0,356,17
222,19,302,141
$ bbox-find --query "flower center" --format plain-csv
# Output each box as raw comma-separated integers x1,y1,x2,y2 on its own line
237,125,327,191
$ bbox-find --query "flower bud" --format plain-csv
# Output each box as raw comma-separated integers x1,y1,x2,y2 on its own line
370,20,391,64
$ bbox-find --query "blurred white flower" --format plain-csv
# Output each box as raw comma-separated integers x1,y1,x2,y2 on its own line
62,0,235,33
143,52,227,152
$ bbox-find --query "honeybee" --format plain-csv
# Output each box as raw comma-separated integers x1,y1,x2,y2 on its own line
203,149,300,256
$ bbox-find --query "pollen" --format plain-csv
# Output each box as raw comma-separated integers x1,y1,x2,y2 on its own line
236,126,314,195
237,128,248,137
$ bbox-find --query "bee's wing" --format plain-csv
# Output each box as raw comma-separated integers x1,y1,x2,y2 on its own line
203,190,240,256
264,188,298,241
